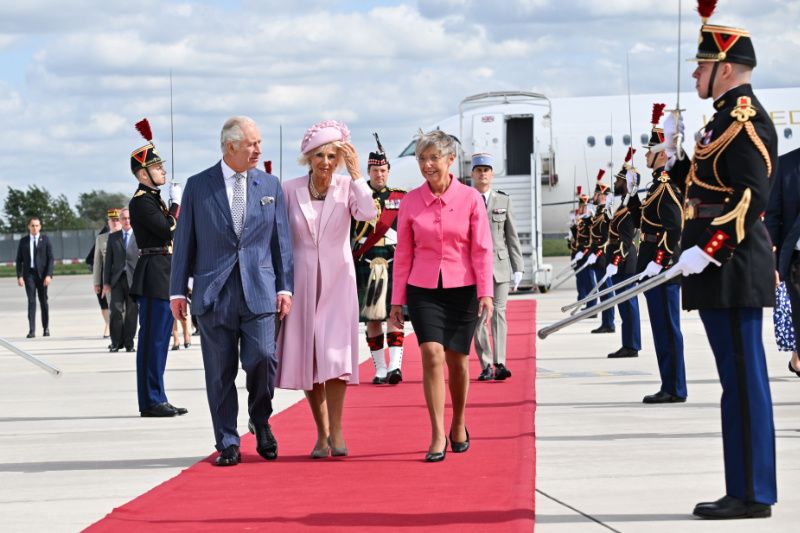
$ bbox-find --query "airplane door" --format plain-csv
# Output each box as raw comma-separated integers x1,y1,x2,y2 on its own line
471,113,506,175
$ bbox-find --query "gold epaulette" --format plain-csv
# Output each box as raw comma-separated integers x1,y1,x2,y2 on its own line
133,190,147,198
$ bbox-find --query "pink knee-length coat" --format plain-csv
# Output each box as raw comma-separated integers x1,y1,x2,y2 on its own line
276,174,378,390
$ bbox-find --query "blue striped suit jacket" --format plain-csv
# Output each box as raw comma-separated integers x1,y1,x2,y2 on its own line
170,161,293,315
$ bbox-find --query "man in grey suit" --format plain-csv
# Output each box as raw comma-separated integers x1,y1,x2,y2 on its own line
471,153,524,381
170,116,293,466
103,208,139,352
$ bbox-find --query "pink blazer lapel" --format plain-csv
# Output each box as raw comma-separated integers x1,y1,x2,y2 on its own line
295,182,318,243
318,175,342,238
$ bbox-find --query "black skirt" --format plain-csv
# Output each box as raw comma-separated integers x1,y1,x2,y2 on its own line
406,283,479,355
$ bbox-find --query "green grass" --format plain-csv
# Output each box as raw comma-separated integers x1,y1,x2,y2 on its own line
542,238,569,257
0,263,91,278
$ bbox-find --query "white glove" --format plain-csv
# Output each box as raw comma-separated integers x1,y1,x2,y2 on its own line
626,169,638,196
663,112,685,157
605,194,613,209
586,253,598,265
513,271,523,291
605,263,618,278
586,203,596,217
574,251,585,262
673,245,721,276
638,260,663,280
169,183,183,205
569,212,576,225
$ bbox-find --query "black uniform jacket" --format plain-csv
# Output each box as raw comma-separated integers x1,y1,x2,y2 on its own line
676,84,777,310
575,215,592,267
129,184,179,301
628,165,685,279
606,201,638,275
588,210,610,269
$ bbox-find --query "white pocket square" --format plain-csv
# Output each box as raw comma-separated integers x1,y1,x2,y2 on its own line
260,196,274,206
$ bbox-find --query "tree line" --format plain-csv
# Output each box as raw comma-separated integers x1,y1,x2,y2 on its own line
0,186,130,233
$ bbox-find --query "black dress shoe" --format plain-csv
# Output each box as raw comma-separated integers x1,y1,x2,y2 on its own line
372,375,387,384
215,445,241,467
253,423,278,460
643,390,687,404
166,402,188,415
789,361,800,377
125,346,135,352
424,438,447,462
608,347,639,358
477,366,494,381
449,428,470,453
591,326,615,334
494,363,512,380
140,402,178,417
386,369,403,384
693,495,771,519
43,329,50,337
109,346,120,353
26,332,35,339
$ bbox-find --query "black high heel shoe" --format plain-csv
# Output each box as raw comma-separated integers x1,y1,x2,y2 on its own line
450,428,470,453
424,438,447,462
789,361,800,377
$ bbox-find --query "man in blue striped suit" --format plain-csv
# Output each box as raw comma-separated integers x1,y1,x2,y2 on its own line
170,116,294,466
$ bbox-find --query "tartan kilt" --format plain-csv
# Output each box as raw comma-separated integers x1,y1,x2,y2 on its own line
355,245,395,323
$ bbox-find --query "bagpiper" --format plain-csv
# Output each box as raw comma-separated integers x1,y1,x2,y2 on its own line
352,134,407,384
604,148,641,358
667,1,777,518
128,119,187,418
630,103,689,401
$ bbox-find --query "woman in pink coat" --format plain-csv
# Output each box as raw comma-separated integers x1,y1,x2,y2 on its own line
277,120,378,458
389,129,494,462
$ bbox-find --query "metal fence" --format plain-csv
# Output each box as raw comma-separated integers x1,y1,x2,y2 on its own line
0,229,99,264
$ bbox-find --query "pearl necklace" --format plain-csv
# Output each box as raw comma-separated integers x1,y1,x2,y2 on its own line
308,175,327,200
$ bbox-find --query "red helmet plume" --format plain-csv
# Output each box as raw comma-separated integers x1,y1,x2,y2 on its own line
624,148,636,163
135,118,153,142
650,103,666,126
596,169,605,181
697,0,717,23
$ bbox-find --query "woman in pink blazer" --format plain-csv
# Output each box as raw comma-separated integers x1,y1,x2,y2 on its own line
389,130,494,462
277,120,378,458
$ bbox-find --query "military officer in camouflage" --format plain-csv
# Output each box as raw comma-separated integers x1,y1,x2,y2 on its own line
352,135,407,385
471,153,523,381
128,119,187,418
667,3,777,519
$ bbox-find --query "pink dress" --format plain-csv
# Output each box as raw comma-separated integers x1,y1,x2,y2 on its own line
276,174,378,390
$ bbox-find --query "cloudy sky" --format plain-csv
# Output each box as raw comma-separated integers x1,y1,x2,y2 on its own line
1,0,798,215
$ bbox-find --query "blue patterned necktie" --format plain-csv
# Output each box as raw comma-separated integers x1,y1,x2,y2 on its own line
123,231,129,250
231,173,246,237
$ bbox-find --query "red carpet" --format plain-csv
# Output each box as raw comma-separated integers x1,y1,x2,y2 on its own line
86,300,536,532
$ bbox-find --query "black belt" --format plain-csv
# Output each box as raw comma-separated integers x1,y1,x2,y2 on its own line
139,246,172,256
685,203,725,220
641,233,661,243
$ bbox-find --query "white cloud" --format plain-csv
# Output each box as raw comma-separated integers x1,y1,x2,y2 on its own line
0,0,798,215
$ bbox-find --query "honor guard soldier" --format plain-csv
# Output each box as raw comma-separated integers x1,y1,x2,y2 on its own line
128,119,187,418
471,153,524,381
352,134,407,384
666,2,777,518
572,190,596,308
585,170,615,334
631,103,688,401
604,149,641,358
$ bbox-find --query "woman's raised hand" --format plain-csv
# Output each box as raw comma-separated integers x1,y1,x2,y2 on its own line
341,142,362,180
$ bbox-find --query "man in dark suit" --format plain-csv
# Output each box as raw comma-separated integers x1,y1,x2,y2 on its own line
103,207,139,352
170,116,293,466
765,146,800,375
128,118,187,418
15,217,54,338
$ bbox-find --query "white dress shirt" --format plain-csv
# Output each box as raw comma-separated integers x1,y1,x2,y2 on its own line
221,159,247,209
482,190,491,207
29,234,38,269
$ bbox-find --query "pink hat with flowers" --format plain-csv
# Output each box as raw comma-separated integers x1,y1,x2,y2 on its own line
300,120,351,154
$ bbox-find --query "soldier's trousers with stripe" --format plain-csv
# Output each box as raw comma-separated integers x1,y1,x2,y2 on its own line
643,283,686,397
699,307,777,505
